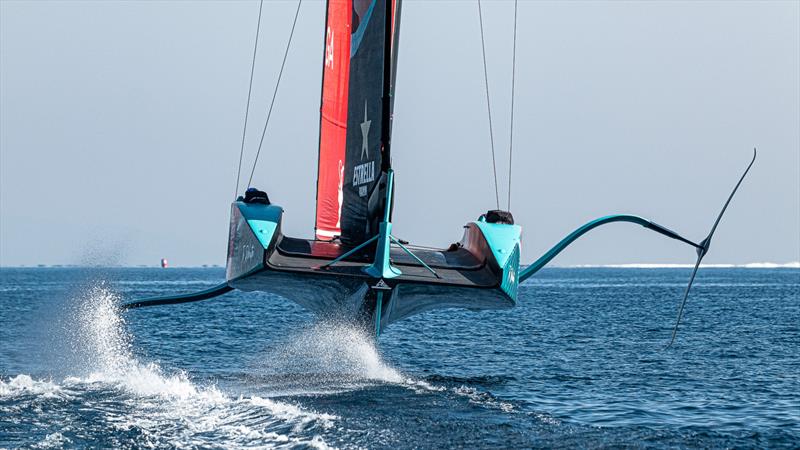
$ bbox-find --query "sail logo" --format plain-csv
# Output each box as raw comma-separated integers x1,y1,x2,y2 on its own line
354,100,374,196
353,161,375,197
325,27,334,68
360,100,371,160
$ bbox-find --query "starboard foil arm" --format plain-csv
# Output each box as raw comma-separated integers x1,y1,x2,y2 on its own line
520,149,756,282
664,148,757,348
519,149,757,347
120,282,233,310
518,215,704,282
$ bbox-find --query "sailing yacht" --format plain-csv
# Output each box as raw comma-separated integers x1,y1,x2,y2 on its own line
125,0,754,346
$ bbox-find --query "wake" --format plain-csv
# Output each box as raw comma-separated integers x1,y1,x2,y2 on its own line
0,282,335,449
1,281,523,448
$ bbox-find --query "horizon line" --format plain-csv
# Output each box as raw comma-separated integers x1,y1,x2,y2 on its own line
1,262,798,269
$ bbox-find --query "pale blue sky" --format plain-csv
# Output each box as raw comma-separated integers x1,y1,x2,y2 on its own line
1,0,798,267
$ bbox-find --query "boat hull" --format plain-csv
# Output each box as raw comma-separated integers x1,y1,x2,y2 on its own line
226,201,521,333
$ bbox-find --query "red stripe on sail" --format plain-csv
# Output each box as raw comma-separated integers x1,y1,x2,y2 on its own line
391,0,397,49
315,0,353,240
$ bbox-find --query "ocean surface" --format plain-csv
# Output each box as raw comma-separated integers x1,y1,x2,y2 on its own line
0,267,798,449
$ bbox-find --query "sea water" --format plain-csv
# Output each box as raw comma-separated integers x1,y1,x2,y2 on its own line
0,267,798,448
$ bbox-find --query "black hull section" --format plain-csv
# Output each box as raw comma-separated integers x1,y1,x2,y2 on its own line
226,202,520,333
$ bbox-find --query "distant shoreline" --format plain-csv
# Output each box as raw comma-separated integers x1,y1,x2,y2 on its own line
1,263,798,269
568,262,800,269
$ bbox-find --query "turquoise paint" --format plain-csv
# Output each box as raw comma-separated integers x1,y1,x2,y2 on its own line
518,214,658,282
374,291,383,337
236,203,283,249
237,203,283,222
473,218,522,268
350,0,376,58
363,169,402,279
470,218,521,301
382,169,395,223
363,222,402,279
500,244,520,301
246,220,277,249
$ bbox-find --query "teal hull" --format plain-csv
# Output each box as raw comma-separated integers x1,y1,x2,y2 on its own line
226,201,521,334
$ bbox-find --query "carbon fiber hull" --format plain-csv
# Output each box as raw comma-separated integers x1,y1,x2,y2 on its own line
226,201,521,333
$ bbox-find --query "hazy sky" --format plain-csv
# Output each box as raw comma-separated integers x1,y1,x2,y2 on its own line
1,0,798,267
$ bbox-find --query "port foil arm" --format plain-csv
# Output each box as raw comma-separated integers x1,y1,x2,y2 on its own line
120,282,233,310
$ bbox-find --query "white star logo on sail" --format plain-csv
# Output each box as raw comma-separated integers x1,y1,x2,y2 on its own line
360,100,371,160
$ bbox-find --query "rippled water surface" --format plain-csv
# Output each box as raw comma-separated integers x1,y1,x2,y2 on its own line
1,267,798,448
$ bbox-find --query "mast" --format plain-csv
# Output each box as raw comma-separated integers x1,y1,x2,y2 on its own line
380,0,393,172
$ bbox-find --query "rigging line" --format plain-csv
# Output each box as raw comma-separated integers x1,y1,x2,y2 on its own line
507,0,517,211
246,0,303,189
478,0,500,210
234,0,265,199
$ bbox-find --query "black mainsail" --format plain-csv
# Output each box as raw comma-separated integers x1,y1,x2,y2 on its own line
315,0,401,245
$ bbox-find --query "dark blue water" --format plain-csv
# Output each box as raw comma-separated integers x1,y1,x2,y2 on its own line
1,267,798,449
